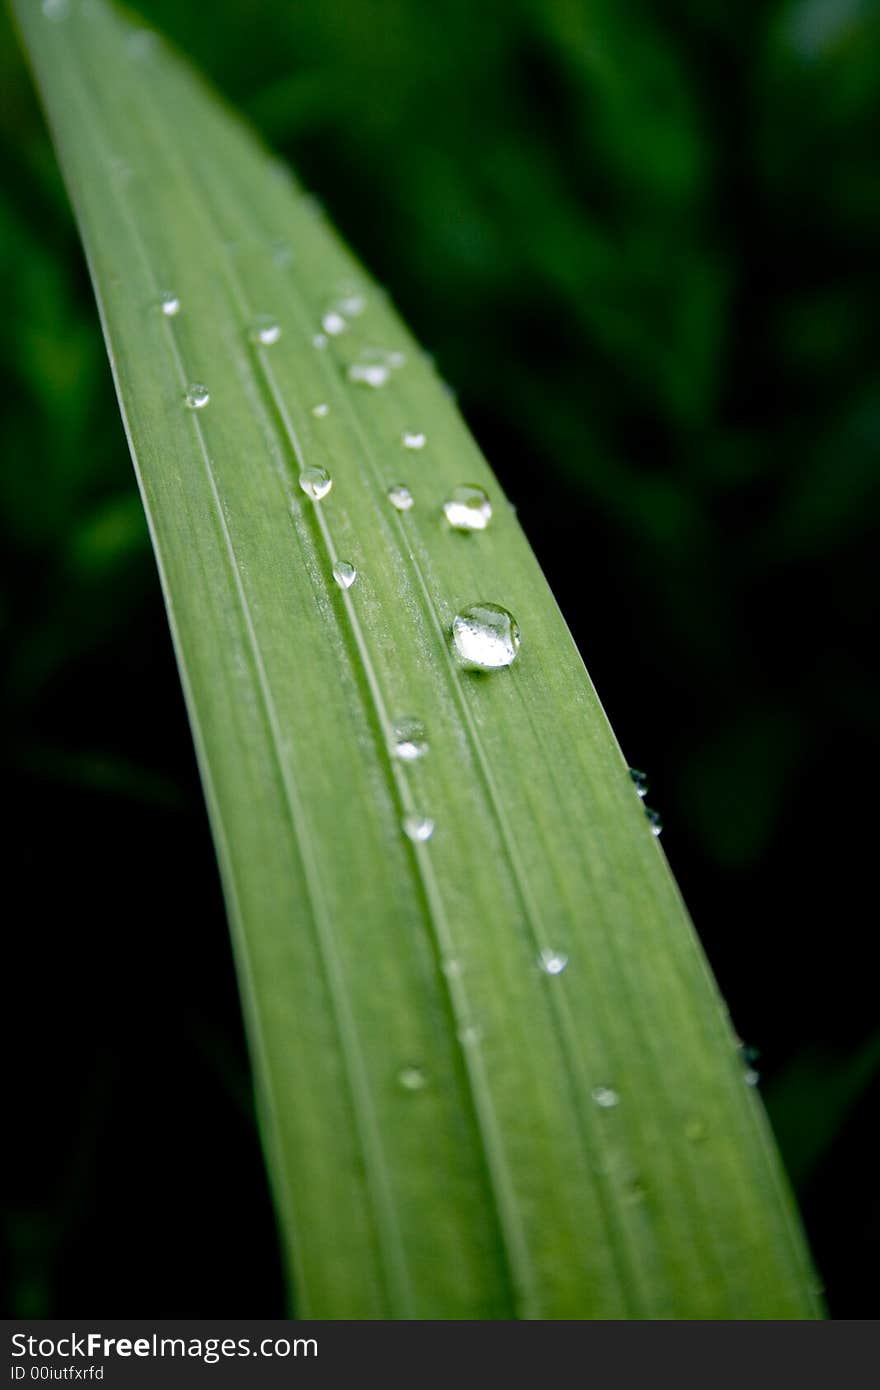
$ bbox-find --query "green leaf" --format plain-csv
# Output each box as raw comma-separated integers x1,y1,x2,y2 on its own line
13,0,821,1318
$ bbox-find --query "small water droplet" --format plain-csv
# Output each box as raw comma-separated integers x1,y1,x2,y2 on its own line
592,1085,619,1109
313,333,328,350
443,484,492,532
402,431,426,451
159,291,180,317
322,311,347,336
441,957,462,978
644,806,663,836
387,484,414,512
629,767,648,797
184,383,210,410
299,467,332,501
451,603,520,671
347,348,406,388
744,1068,761,1087
272,241,294,267
684,1117,707,1143
332,560,357,590
397,1066,428,1092
391,717,428,762
538,948,569,976
338,294,366,317
311,403,330,418
458,1025,481,1047
250,314,281,346
403,814,434,843
42,0,69,20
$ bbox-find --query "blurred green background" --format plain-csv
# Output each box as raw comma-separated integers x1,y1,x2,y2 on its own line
3,0,878,1316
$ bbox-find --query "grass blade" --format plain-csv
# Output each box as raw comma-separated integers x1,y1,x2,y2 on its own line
14,0,821,1318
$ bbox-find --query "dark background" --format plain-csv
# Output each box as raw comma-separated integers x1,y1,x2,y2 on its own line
2,0,878,1317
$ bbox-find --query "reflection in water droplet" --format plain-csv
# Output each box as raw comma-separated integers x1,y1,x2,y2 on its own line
312,403,330,418
299,467,332,501
184,383,210,410
332,560,357,590
592,1086,619,1109
402,432,426,451
250,314,281,346
538,948,569,976
387,484,414,512
644,807,663,836
403,814,434,843
322,311,346,336
397,1066,427,1092
629,767,648,798
391,717,428,762
451,603,520,670
159,291,180,317
443,484,492,532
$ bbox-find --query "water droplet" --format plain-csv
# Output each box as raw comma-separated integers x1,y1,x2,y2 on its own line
451,603,520,671
311,403,330,418
441,957,462,978
272,241,294,267
387,484,414,512
322,311,347,336
538,948,569,976
397,1066,427,1092
313,333,328,350
339,294,366,317
744,1068,761,1087
250,314,281,346
42,0,69,20
402,431,426,451
332,560,357,590
592,1085,619,1109
644,806,663,836
184,383,210,410
629,767,648,797
403,814,434,843
159,291,180,317
443,484,492,532
391,717,428,762
347,348,406,389
684,1117,707,1143
458,1024,481,1047
299,467,332,501
349,361,390,388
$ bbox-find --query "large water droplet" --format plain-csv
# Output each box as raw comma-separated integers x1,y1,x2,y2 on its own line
311,403,330,418
391,717,428,762
299,467,332,501
629,767,648,798
402,431,426,451
159,291,180,317
592,1085,619,1109
250,314,281,346
387,484,414,512
397,1066,427,1092
538,948,569,976
332,560,357,590
443,485,492,532
403,814,434,843
184,383,210,410
644,807,663,836
322,310,347,336
451,603,520,671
